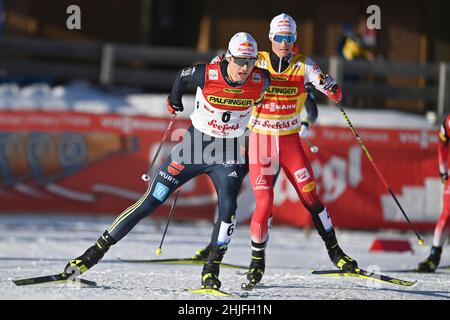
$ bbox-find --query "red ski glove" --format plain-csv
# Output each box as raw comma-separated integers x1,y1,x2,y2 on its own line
327,84,343,103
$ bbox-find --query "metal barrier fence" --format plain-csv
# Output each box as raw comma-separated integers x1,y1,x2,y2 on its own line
1,36,449,116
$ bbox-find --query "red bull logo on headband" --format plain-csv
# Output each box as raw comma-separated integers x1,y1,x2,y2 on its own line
238,42,255,54
278,19,292,28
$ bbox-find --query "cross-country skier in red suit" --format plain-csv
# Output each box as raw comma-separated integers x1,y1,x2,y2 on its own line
417,114,450,272
244,13,358,286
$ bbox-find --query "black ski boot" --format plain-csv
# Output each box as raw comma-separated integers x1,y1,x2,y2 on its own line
191,243,211,261
63,232,116,278
417,246,442,273
324,233,358,272
247,249,265,285
328,243,358,272
201,244,226,289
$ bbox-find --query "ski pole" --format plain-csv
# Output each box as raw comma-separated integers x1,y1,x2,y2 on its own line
142,113,177,182
304,137,319,153
155,189,181,256
336,103,424,245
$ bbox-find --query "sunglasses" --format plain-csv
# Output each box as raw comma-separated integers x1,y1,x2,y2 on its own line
232,56,256,67
273,34,296,44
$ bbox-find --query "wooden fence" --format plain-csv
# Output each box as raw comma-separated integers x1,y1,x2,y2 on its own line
1,36,449,116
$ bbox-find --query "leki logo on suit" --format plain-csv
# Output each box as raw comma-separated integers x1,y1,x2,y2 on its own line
255,175,267,185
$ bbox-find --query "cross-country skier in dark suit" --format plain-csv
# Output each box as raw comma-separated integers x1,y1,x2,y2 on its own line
62,32,271,290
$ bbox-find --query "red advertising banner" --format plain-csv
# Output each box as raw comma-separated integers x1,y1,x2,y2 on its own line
272,126,441,231
0,111,442,231
0,111,215,220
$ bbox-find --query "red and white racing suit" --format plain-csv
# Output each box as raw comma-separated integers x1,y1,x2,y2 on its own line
247,51,341,245
432,116,450,247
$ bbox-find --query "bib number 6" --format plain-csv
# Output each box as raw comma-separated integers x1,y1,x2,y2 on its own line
227,223,235,236
222,111,231,123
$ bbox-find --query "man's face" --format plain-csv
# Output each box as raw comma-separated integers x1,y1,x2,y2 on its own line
271,32,296,58
227,56,256,82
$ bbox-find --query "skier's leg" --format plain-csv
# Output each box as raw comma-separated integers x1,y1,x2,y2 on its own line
280,134,358,271
63,129,202,277
199,164,247,289
417,186,450,272
245,131,278,284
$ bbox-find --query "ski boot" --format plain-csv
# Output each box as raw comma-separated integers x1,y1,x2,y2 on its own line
201,244,226,289
191,243,211,261
247,249,265,285
327,243,358,272
63,232,116,278
417,246,442,273
322,231,358,272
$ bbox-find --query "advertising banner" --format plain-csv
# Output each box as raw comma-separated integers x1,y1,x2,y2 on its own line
0,111,215,220
271,126,441,231
0,111,442,231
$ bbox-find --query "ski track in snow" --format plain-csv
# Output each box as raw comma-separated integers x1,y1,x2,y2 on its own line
1,214,449,300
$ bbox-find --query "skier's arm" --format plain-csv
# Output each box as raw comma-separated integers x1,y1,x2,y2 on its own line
167,64,206,113
302,83,318,126
304,57,342,103
299,83,318,138
438,118,449,184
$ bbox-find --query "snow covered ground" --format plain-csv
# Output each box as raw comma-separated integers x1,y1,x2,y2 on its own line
1,213,449,300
